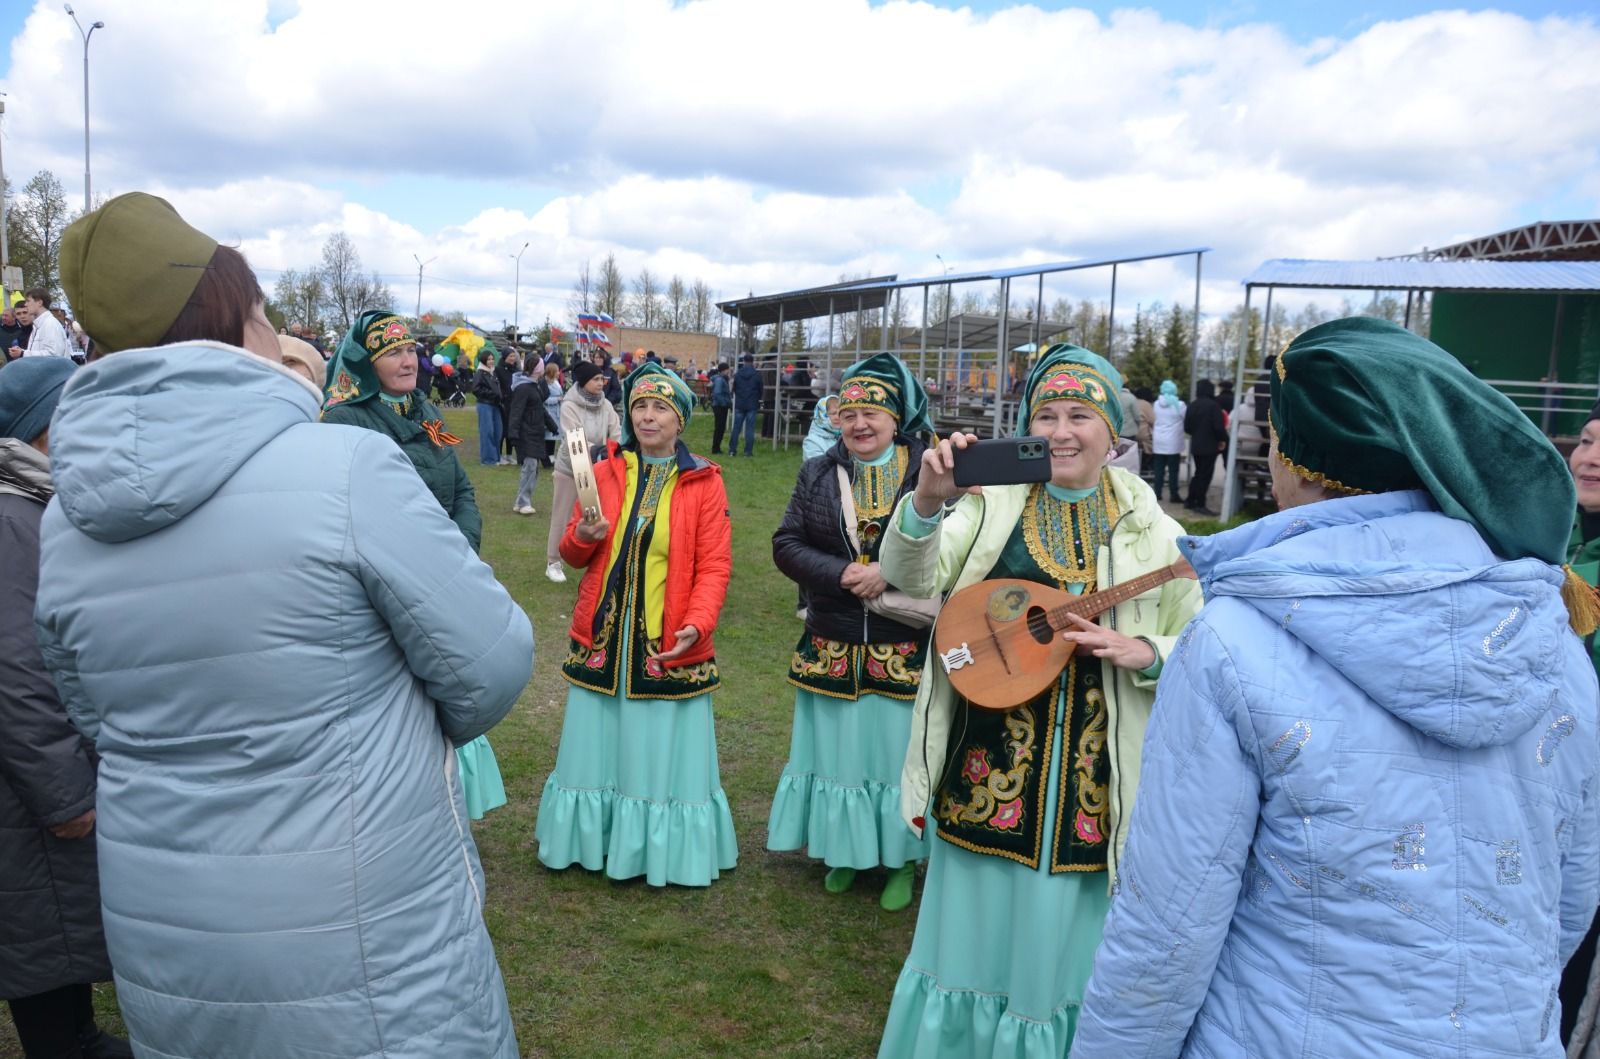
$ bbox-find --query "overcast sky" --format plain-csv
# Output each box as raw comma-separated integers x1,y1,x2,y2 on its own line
1,0,1596,334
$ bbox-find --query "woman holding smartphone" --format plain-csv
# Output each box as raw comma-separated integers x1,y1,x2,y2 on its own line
874,344,1204,1058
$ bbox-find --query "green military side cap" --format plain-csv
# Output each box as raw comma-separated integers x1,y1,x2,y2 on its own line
60,192,219,354
1269,316,1574,565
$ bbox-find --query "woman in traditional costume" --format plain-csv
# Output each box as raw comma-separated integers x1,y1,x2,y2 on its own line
535,363,737,886
1558,398,1600,1054
875,344,1203,1057
768,355,934,910
323,310,508,819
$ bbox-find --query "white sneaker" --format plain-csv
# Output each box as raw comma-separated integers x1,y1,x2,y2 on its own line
516,504,536,516
545,562,567,583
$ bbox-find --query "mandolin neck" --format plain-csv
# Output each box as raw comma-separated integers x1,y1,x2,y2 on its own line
1047,561,1188,627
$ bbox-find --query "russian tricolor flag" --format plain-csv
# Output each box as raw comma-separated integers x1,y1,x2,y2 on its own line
595,312,615,329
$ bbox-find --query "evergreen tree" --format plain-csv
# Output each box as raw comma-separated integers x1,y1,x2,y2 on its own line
1121,306,1166,391
1159,304,1194,393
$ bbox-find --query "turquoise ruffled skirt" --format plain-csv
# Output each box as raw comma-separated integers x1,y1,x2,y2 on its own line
455,735,507,820
535,678,738,888
877,709,1110,1058
766,688,930,869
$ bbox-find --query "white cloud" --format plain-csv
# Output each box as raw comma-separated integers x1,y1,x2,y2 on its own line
1,0,1596,329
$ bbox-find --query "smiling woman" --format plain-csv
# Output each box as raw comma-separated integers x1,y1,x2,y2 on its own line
874,343,1202,1059
320,311,508,822
535,362,739,888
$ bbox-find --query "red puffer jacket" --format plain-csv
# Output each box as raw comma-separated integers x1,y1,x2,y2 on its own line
560,442,731,667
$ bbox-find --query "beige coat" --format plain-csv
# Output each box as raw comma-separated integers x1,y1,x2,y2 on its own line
553,386,621,477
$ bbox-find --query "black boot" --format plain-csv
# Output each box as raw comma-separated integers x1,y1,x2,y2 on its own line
78,1027,134,1059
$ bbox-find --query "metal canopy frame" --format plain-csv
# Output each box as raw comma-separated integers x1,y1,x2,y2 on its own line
1399,219,1600,263
1218,257,1600,521
719,247,1210,450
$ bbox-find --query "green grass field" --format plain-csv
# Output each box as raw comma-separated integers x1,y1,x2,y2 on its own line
1,407,1244,1059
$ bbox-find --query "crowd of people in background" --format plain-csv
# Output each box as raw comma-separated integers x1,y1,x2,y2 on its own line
7,189,1600,1059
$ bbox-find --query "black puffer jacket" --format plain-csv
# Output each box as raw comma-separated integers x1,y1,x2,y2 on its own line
0,441,111,999
772,436,928,645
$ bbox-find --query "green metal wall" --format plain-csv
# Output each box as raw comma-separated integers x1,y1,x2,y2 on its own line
1431,291,1600,434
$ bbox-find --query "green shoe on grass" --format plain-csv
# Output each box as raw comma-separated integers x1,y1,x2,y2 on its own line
824,866,857,893
880,863,916,911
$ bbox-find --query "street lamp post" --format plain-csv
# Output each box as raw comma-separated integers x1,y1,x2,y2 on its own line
510,242,528,339
412,253,435,322
64,6,104,214
0,98,10,308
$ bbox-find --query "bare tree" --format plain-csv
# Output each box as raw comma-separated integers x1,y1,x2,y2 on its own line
568,260,593,319
666,274,687,331
595,253,626,323
353,270,396,317
631,268,663,329
319,233,366,331
690,279,714,332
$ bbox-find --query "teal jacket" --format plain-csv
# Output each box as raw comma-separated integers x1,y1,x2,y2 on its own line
34,342,531,1058
322,390,482,551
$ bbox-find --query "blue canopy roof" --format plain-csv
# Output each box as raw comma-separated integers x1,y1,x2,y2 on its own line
1243,258,1600,293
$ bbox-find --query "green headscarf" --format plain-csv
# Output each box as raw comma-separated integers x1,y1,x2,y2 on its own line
621,362,695,446
324,310,416,409
1019,343,1123,439
837,352,933,438
1270,316,1574,564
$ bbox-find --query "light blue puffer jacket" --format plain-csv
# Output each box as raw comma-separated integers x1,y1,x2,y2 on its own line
1075,491,1600,1058
33,343,533,1059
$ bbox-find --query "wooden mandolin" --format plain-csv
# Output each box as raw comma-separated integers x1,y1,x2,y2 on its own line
932,558,1196,710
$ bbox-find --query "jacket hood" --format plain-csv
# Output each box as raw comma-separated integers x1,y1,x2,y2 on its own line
48,341,321,542
1182,491,1572,749
0,436,52,503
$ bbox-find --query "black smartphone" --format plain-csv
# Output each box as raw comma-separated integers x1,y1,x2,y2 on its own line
951,436,1054,488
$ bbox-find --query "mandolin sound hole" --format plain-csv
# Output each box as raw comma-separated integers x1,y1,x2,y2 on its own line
1027,607,1054,645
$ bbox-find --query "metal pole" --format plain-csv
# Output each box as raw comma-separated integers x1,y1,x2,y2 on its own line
1108,263,1118,356
412,254,434,321
0,99,10,308
511,241,528,338
827,296,835,372
1403,289,1414,329
993,277,1009,438
774,303,784,450
1544,294,1569,435
893,288,902,353
1220,286,1254,521
855,295,863,354
1033,272,1043,351
65,8,103,213
1189,251,1204,395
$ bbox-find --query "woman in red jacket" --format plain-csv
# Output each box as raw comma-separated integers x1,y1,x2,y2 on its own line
535,362,737,886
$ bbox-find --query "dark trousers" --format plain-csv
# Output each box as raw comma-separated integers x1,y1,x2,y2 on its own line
1151,454,1181,501
711,406,730,453
498,405,514,458
1187,452,1219,508
1563,908,1600,1044
8,982,93,1058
